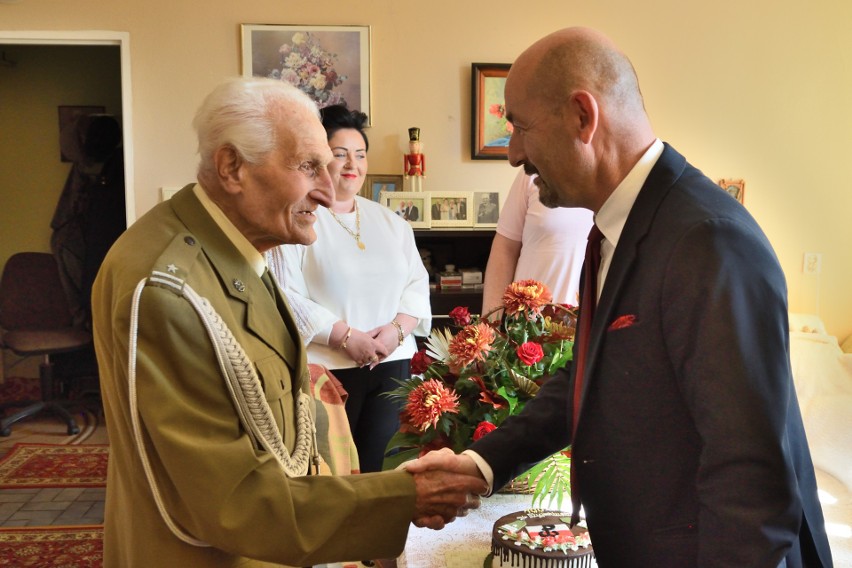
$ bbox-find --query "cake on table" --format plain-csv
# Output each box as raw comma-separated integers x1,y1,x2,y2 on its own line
490,510,594,567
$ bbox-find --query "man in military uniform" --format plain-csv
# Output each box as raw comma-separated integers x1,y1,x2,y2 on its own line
92,78,486,567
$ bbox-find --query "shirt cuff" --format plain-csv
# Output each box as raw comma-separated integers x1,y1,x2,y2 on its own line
461,449,495,496
314,323,333,346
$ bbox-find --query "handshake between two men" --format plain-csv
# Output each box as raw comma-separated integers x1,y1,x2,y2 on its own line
405,448,486,529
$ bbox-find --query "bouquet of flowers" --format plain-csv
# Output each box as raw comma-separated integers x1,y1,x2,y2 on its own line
269,32,348,108
384,279,576,507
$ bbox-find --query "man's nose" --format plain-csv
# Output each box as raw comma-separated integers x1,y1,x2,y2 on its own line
312,168,335,207
507,132,524,168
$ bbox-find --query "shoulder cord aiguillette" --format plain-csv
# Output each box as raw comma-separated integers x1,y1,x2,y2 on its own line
127,269,318,547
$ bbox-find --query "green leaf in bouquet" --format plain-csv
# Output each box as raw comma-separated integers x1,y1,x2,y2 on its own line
516,449,572,510
546,346,574,375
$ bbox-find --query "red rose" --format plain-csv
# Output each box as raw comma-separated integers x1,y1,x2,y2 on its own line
449,306,471,326
516,341,544,365
410,349,433,375
472,421,497,441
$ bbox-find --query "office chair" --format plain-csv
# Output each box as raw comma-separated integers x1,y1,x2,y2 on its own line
0,252,92,436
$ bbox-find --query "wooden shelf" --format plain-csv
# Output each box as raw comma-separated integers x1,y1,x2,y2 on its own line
414,229,494,319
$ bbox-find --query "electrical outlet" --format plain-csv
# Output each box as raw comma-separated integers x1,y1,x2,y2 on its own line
160,186,181,201
803,253,822,275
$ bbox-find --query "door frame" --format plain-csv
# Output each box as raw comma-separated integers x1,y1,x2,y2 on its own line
0,30,135,224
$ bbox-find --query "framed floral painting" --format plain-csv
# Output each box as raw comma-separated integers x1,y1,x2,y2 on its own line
241,24,371,124
471,63,511,160
381,191,430,229
429,192,473,228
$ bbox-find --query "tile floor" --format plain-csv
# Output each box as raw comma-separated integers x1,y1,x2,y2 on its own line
0,486,105,527
0,382,108,528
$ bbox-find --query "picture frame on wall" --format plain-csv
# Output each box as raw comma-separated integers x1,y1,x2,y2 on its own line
58,105,106,162
362,174,404,202
473,191,500,227
471,63,511,160
240,24,371,124
718,178,745,204
429,192,473,228
381,190,430,229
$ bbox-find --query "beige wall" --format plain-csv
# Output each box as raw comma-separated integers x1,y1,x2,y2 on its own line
1,0,850,340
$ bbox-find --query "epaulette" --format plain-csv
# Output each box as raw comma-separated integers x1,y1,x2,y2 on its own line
146,232,202,293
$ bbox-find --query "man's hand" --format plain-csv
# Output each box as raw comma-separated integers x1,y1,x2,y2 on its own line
405,448,487,529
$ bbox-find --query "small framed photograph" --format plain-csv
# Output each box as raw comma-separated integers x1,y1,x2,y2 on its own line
473,191,501,227
58,105,106,162
362,174,404,202
429,192,473,228
471,63,512,160
718,178,745,204
241,24,371,123
381,191,431,229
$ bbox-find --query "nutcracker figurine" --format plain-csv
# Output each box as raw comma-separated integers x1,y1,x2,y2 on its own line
403,127,425,192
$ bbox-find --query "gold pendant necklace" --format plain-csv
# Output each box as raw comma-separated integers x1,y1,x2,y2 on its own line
328,201,365,251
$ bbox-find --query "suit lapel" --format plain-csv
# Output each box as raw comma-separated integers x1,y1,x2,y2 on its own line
578,145,688,409
169,187,299,371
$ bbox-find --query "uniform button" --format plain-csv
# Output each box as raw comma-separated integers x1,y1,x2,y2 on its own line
184,236,196,246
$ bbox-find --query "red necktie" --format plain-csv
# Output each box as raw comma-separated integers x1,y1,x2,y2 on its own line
570,223,604,525
572,224,603,436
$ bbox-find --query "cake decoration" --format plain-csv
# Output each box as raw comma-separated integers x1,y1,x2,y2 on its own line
491,510,594,567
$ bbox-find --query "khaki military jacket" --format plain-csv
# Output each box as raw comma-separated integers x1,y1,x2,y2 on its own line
92,185,415,567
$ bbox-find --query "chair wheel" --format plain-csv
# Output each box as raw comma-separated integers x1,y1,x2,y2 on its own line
67,425,80,435
0,428,11,437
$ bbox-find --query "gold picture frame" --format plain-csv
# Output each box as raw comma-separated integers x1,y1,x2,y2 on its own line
362,174,404,202
241,24,372,123
718,178,745,204
471,63,511,160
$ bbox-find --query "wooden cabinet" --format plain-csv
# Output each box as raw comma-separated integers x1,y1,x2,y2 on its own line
413,228,495,325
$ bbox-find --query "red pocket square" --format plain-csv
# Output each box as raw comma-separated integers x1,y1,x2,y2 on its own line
608,314,636,330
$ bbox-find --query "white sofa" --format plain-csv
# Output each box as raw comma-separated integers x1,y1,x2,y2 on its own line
788,313,852,491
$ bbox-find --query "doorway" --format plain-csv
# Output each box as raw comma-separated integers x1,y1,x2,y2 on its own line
0,31,134,261
0,30,133,380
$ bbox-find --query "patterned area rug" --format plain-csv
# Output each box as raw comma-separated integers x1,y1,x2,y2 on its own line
0,376,106,450
0,525,103,567
0,375,40,403
0,443,108,488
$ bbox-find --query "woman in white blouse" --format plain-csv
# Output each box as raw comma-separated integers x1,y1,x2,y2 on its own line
268,105,431,472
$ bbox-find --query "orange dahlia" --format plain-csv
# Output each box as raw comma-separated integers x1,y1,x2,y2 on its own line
503,279,553,316
448,322,495,370
405,379,460,432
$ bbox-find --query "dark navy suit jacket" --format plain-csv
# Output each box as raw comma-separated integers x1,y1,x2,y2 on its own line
470,144,832,567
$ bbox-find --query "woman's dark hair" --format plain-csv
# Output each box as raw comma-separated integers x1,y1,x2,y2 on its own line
319,104,369,151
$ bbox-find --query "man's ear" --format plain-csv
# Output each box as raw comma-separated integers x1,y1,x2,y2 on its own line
569,90,599,144
214,145,244,194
